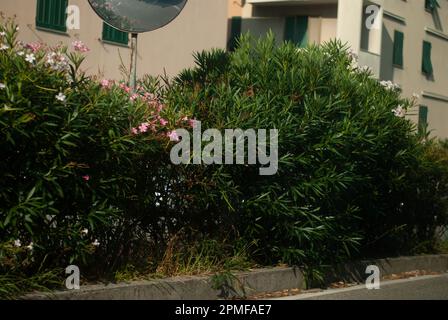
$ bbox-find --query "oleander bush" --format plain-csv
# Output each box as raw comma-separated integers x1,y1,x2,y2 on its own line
1,18,447,298
0,19,192,284
168,33,448,265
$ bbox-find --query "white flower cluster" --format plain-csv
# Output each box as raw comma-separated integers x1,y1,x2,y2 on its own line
13,239,34,250
392,105,406,118
0,31,9,51
358,65,372,73
347,49,358,62
380,80,400,91
45,51,69,71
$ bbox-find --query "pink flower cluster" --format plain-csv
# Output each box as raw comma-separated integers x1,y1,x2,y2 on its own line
72,40,90,53
100,79,113,89
96,79,197,141
167,130,180,142
179,116,198,128
25,42,43,53
131,118,170,136
119,83,132,94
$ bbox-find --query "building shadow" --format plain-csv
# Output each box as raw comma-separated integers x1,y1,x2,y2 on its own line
379,22,394,81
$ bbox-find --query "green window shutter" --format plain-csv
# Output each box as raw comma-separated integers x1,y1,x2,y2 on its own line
102,23,129,46
425,0,440,11
422,41,433,75
284,16,308,47
284,17,296,44
296,16,308,48
36,0,68,32
393,31,404,67
418,105,428,133
228,17,242,51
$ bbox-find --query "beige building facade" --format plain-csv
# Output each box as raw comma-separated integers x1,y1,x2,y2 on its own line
0,0,228,79
228,0,448,138
1,0,447,137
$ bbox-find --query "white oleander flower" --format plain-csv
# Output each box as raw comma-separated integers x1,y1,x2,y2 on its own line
92,239,100,247
14,239,22,247
25,53,36,64
347,49,358,61
380,80,399,91
359,65,372,73
55,92,66,102
392,105,406,118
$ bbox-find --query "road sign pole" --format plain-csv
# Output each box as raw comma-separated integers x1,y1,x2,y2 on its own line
130,33,138,92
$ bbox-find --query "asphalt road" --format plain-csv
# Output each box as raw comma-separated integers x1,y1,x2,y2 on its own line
282,274,448,300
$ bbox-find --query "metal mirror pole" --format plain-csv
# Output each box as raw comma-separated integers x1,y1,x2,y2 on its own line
130,33,138,92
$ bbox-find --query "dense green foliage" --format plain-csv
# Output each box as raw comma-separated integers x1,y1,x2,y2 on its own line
1,19,447,298
169,34,448,266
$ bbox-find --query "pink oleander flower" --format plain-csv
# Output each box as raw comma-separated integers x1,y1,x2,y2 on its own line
138,122,150,133
82,175,90,181
119,83,131,93
131,127,139,135
143,92,157,102
100,79,111,88
159,118,168,126
25,42,42,53
167,130,180,142
130,93,139,102
189,119,198,128
72,40,90,53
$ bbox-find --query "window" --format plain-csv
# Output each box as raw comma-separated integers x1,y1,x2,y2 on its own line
422,41,433,75
425,0,440,11
393,31,404,67
284,16,308,48
36,0,68,32
418,105,428,133
102,23,129,46
228,17,242,51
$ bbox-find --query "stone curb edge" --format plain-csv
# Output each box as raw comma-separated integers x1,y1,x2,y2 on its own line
23,254,448,300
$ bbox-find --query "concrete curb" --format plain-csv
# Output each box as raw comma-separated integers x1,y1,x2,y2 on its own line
324,254,448,284
24,254,448,300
